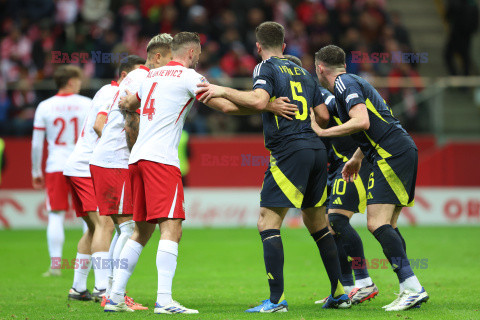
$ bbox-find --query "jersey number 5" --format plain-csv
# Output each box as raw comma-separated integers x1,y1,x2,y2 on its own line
290,81,308,121
143,82,158,121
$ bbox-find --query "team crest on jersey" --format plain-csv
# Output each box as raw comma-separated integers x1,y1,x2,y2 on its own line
200,77,209,84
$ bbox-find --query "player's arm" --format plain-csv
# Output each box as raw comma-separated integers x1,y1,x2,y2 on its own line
124,111,139,151
309,103,369,137
196,84,271,111
93,113,107,137
342,147,364,182
312,103,330,129
204,96,297,119
31,128,45,189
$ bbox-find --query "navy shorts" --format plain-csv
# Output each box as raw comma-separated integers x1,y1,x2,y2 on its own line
326,158,372,213
260,148,328,209
367,147,418,207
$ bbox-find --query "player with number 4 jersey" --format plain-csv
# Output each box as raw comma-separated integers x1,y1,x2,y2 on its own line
31,65,91,277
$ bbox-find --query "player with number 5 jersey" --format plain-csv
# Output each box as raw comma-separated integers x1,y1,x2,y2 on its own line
31,65,91,277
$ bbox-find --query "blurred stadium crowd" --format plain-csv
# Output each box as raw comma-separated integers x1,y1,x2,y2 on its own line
0,0,422,136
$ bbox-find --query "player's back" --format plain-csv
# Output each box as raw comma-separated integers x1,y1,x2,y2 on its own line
129,61,201,169
319,87,358,173
33,93,91,173
334,73,416,159
64,83,119,177
253,57,324,158
91,66,149,169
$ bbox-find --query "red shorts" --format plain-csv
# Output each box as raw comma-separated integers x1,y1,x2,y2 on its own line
65,176,98,218
45,172,70,211
130,160,185,223
90,165,133,216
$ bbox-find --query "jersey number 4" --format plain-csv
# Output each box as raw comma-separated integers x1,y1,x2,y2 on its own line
142,82,158,121
54,117,79,145
290,81,308,121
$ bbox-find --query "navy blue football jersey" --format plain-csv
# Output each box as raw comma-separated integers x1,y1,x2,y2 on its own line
333,73,416,160
253,56,325,158
319,87,359,174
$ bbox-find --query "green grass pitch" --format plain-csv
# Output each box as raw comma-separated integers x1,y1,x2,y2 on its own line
0,226,479,319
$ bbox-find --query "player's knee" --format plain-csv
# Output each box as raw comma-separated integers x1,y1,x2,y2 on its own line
367,220,384,233
328,212,350,234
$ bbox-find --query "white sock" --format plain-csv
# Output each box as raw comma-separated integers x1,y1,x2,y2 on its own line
156,240,179,306
92,251,110,290
106,228,120,296
110,239,144,303
72,253,92,292
355,277,373,288
47,211,65,268
344,285,354,295
110,220,135,293
401,275,422,292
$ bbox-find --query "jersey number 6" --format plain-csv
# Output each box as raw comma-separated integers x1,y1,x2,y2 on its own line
290,81,308,121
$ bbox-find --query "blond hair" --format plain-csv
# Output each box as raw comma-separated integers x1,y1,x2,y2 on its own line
147,33,173,58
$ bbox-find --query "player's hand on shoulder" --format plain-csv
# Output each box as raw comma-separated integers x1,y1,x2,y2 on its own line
32,176,45,190
266,97,297,120
342,158,361,183
195,83,225,103
119,90,137,112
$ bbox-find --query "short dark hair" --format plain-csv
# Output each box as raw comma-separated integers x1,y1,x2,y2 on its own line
119,55,146,74
53,65,82,89
255,21,285,50
315,45,346,68
146,33,173,58
172,32,201,52
284,54,302,67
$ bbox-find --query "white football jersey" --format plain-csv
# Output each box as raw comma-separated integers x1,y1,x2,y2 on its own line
90,66,150,169
64,81,119,177
129,61,204,168
33,93,91,173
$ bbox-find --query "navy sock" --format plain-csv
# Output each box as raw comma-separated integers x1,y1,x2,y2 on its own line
333,234,354,287
395,227,406,252
260,229,284,304
329,213,370,281
373,224,414,283
311,227,344,298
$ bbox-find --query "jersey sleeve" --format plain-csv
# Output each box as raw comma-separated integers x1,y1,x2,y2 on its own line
252,62,274,97
185,70,209,100
33,102,46,130
335,77,365,112
313,86,325,107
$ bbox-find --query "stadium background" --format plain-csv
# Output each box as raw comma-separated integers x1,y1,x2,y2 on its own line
0,1,480,319
1,0,479,228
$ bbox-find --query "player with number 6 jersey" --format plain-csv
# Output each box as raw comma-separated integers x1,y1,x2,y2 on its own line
31,65,91,277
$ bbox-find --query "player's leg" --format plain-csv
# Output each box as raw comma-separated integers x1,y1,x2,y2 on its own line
259,206,288,303
43,172,69,276
69,213,96,301
391,208,406,252
328,210,355,293
107,220,155,312
104,224,120,304
91,214,115,297
106,161,152,312
301,206,350,309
